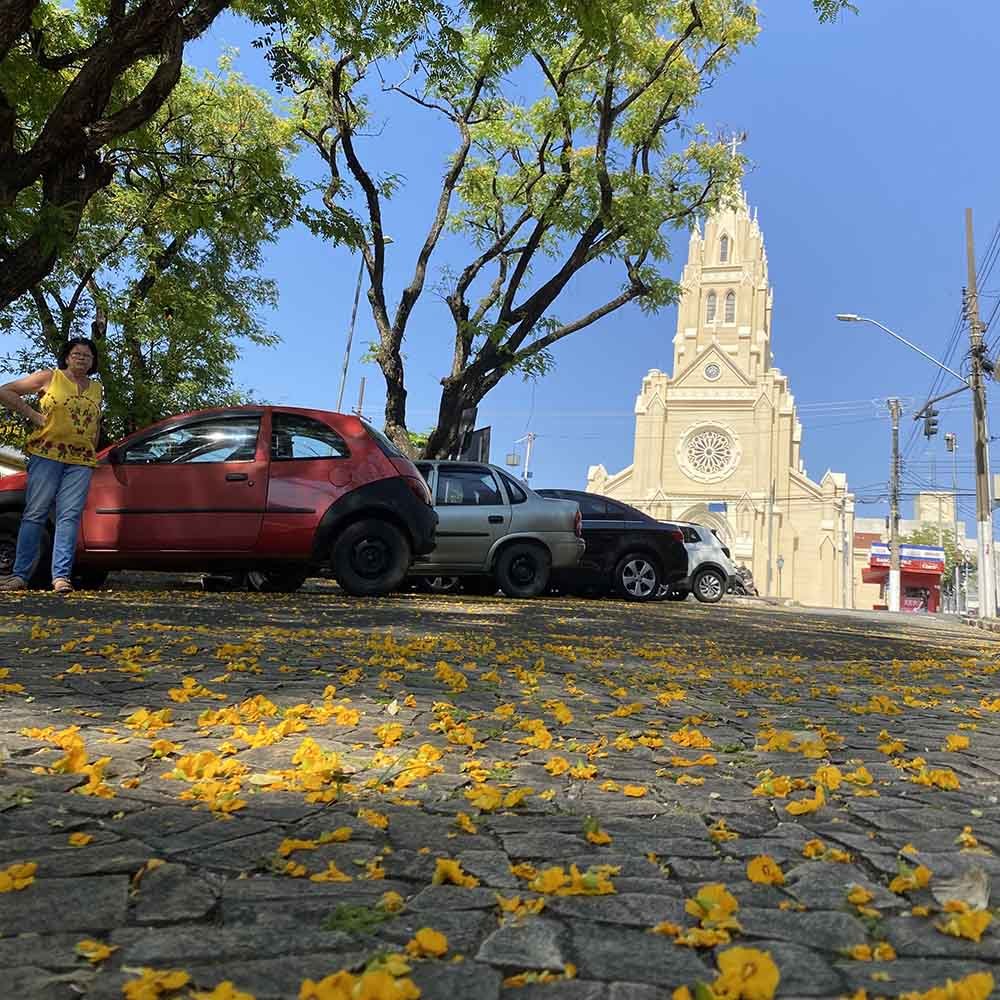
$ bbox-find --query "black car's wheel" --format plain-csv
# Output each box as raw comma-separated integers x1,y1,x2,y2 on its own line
417,575,462,594
73,568,109,590
247,567,310,593
613,553,662,601
332,519,411,597
693,568,726,604
667,588,690,602
0,513,51,588
459,576,498,596
495,543,551,599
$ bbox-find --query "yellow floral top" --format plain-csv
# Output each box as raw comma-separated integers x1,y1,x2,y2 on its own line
26,368,103,467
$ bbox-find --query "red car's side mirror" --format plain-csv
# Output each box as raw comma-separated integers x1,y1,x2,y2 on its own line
107,446,122,466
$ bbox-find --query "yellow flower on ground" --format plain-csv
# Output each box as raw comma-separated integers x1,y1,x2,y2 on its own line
68,832,93,847
674,926,733,948
464,784,503,812
622,785,647,797
709,819,739,843
380,890,406,913
785,784,825,816
405,928,448,958
190,983,257,1000
936,908,992,943
812,764,843,791
432,858,479,888
357,808,389,830
123,968,191,1000
802,839,826,859
586,828,612,846
685,883,741,931
746,855,785,886
75,939,117,964
847,886,874,906
454,812,478,834
889,864,932,895
0,861,37,892
319,828,353,844
713,946,780,1000
309,861,353,883
956,826,979,849
896,972,995,1000
943,733,970,752
544,756,571,775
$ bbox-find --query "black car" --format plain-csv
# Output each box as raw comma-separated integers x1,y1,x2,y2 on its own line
537,489,688,601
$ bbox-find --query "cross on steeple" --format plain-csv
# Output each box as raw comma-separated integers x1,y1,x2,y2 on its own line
727,130,748,159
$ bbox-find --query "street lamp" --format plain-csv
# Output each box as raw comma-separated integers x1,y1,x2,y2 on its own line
337,237,392,414
835,315,969,386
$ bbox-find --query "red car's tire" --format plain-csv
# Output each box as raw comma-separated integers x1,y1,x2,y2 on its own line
333,518,411,597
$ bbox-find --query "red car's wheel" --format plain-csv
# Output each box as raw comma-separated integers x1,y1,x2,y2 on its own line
333,518,411,597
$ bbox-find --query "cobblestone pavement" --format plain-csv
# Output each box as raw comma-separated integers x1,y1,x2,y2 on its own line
1,579,999,1000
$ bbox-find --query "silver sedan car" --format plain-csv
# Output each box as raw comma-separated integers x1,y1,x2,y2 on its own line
410,461,584,597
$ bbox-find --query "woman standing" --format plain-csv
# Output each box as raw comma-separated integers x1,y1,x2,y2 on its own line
0,338,103,593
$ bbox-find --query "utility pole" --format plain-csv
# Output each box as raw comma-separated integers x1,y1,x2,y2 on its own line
337,255,366,414
840,497,851,609
888,398,903,612
522,432,536,482
945,432,960,612
965,208,995,618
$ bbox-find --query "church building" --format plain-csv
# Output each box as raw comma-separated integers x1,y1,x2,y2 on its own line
586,186,855,608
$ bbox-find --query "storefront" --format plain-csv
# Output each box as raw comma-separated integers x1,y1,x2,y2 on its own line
862,543,946,612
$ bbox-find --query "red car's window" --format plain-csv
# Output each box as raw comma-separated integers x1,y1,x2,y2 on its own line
124,416,261,464
271,413,349,460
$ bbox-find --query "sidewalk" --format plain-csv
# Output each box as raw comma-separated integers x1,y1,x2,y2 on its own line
1,586,998,999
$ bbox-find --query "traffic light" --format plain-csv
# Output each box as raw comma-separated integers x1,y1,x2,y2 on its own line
923,407,939,438
944,432,956,452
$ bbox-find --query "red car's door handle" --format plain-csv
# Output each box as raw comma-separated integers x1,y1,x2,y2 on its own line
226,473,249,482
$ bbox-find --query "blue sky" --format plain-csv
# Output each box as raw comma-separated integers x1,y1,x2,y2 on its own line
187,1,1000,530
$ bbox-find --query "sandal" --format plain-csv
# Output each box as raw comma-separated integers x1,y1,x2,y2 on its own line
53,578,74,594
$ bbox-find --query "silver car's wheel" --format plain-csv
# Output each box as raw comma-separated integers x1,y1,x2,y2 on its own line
614,554,661,602
694,568,725,603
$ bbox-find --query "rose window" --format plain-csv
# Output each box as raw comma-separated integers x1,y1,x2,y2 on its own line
687,429,734,477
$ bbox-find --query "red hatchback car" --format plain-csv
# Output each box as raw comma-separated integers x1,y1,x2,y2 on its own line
0,406,437,596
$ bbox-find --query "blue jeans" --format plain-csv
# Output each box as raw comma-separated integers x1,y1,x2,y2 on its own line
13,455,93,582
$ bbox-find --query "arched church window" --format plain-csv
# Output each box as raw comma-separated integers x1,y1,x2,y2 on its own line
724,290,736,323
719,234,729,263
706,291,717,323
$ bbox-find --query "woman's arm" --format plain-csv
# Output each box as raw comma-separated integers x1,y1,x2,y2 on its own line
0,371,52,428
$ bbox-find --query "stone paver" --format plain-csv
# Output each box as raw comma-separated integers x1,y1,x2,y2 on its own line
1,578,998,998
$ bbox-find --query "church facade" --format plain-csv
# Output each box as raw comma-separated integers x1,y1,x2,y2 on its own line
586,187,855,608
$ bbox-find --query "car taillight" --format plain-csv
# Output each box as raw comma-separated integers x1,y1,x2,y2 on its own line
669,528,684,544
404,475,433,506
574,510,583,538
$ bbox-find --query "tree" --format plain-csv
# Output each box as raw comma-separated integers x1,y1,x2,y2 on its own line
0,60,303,440
901,523,971,594
0,0,241,311
280,0,854,457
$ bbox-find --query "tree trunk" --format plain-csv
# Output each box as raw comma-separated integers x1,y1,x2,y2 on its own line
379,345,411,456
423,381,474,460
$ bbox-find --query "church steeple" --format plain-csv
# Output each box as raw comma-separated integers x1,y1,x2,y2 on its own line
672,182,773,382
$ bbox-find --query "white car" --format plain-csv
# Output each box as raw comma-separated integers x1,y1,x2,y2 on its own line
665,522,737,603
